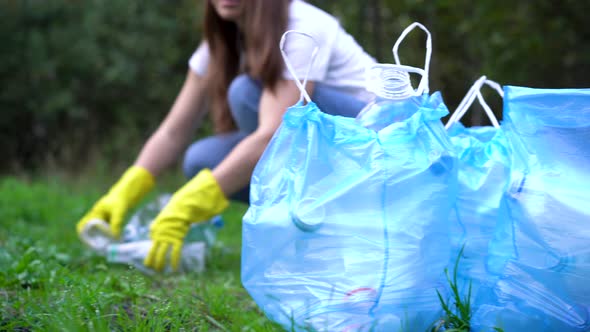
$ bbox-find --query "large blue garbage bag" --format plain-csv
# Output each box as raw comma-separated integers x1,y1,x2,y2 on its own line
242,91,457,331
472,86,590,331
242,23,458,331
444,77,512,311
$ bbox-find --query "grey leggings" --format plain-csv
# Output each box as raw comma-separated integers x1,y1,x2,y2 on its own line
182,74,368,202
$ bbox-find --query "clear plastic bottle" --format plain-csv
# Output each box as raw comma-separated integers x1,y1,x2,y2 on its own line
356,67,421,132
106,240,206,274
356,95,423,131
122,194,172,242
79,218,115,254
184,215,224,247
79,193,223,274
122,193,224,247
356,66,454,176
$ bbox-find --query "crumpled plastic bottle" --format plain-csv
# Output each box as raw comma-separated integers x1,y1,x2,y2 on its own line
356,66,455,177
106,240,205,275
79,193,223,274
355,68,423,132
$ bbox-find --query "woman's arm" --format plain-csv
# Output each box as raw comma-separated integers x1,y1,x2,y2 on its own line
135,70,207,176
143,79,313,271
212,80,314,196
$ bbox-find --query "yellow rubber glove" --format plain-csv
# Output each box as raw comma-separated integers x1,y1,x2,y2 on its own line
143,169,229,272
76,166,155,239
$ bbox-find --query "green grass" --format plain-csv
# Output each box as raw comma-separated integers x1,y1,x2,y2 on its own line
430,247,504,332
0,176,282,331
1,176,507,332
431,246,472,332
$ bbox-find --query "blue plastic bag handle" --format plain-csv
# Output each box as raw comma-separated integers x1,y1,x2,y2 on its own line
365,22,432,100
446,76,504,129
392,22,432,95
280,30,320,104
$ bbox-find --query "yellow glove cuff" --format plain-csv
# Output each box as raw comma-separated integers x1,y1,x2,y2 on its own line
144,169,228,272
159,168,229,225
110,165,155,207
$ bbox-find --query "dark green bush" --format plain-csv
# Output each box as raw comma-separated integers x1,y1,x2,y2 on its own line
1,0,203,171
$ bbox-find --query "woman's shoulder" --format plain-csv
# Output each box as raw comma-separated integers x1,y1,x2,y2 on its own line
288,0,339,31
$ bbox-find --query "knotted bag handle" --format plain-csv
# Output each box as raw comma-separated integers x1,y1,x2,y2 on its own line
366,22,432,99
445,76,503,129
279,30,320,104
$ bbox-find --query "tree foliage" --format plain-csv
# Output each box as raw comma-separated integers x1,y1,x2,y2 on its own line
314,0,590,123
1,0,202,171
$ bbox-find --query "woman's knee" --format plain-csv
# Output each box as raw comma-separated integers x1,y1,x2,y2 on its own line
182,142,216,179
312,83,368,118
182,132,248,179
227,74,261,132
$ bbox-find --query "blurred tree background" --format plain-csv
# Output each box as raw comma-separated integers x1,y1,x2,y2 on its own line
2,0,589,173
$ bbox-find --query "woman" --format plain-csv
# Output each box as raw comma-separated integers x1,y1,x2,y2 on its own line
76,0,376,272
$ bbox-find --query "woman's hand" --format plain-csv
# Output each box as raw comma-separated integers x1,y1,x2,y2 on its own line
143,169,228,271
143,79,312,271
76,166,155,239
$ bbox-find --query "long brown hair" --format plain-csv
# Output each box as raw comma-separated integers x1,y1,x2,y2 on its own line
203,0,290,133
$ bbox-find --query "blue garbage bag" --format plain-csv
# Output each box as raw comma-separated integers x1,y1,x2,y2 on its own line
242,23,459,331
445,77,512,318
472,86,590,331
242,89,458,331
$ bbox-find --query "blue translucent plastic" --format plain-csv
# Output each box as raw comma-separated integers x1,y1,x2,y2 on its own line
446,123,512,309
473,86,590,331
355,95,424,132
242,92,457,331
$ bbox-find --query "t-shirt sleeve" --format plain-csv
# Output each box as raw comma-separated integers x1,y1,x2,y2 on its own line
280,32,332,83
281,0,340,83
188,42,209,77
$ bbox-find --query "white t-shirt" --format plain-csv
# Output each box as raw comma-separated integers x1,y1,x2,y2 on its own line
188,0,376,102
